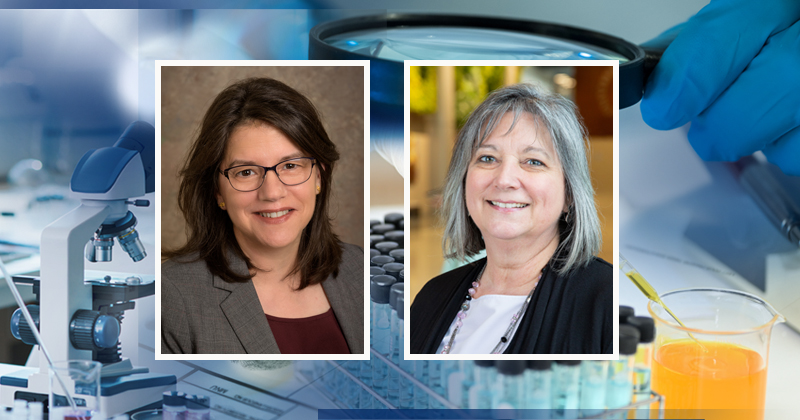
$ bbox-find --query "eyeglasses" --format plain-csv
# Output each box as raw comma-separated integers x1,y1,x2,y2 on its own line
220,157,316,192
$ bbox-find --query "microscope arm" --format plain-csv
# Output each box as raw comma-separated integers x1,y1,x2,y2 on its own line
39,202,111,367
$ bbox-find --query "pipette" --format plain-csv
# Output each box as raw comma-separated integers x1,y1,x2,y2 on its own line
0,258,85,417
619,253,706,350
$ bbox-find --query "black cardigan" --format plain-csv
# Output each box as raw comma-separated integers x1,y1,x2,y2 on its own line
410,256,613,354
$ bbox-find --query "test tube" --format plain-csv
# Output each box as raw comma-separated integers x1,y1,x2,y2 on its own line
525,360,552,416
427,360,447,408
470,361,496,409
459,361,476,409
387,282,404,406
345,360,362,408
413,360,429,409
551,360,580,419
369,274,397,402
606,325,640,418
162,391,186,420
627,316,655,419
579,360,609,417
441,360,462,407
396,296,416,409
494,360,526,410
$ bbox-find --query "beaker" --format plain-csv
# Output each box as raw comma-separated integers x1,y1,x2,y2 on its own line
648,288,784,420
49,360,102,420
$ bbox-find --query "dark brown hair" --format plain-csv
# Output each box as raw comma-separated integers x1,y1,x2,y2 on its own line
163,77,342,290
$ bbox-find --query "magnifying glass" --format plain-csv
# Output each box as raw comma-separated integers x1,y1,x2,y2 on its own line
310,14,662,171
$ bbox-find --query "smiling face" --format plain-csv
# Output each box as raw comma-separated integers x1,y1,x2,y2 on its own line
216,123,320,256
464,112,567,248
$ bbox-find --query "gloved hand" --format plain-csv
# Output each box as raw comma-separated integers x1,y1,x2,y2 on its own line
640,0,800,176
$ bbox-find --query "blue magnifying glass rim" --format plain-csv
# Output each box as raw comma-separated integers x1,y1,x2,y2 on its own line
310,13,650,109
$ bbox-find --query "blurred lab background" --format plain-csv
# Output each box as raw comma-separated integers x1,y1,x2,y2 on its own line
160,65,365,252
408,65,613,301
3,3,799,416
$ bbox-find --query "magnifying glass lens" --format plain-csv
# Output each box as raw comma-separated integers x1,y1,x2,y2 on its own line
325,27,629,62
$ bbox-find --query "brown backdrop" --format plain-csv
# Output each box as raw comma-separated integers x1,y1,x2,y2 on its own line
160,65,365,254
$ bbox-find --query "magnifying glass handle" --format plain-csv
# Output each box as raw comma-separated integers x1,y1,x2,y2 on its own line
642,45,665,86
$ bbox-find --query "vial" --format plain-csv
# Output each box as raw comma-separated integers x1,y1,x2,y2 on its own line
375,241,400,255
383,212,404,229
370,234,386,248
413,360,430,409
606,325,640,418
396,296,415,409
162,391,186,420
441,360,462,407
525,360,552,413
28,402,44,420
383,262,404,282
469,361,496,409
384,230,404,244
459,360,476,409
627,316,655,419
389,248,404,264
387,283,404,407
494,360,526,410
184,395,211,420
619,305,634,324
579,360,609,417
371,223,394,235
369,274,397,401
427,360,446,408
371,255,395,267
552,360,580,419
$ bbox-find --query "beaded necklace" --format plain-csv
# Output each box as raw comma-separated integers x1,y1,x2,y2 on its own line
440,265,543,354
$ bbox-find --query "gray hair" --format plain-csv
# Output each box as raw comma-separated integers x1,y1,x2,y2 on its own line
440,83,601,275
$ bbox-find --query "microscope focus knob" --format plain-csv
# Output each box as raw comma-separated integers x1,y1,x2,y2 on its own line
10,305,40,346
70,310,121,350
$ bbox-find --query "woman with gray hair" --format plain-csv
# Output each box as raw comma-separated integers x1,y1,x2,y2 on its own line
410,83,612,354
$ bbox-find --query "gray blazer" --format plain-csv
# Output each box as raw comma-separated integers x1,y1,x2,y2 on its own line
161,243,364,354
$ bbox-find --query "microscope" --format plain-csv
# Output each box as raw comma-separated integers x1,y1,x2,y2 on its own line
0,122,176,415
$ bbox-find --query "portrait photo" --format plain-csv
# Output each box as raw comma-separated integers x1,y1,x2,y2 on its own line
408,62,616,357
158,62,368,358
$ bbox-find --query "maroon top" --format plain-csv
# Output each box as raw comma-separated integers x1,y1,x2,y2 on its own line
265,307,350,354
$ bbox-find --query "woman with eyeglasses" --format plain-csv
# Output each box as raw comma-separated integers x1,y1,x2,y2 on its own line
161,77,364,355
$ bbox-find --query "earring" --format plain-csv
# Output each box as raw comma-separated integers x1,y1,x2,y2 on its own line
219,202,226,209
316,185,321,194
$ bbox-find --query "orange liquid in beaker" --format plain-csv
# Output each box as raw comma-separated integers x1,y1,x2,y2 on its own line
652,340,766,420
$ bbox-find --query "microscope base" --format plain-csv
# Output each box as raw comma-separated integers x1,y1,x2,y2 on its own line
0,365,176,416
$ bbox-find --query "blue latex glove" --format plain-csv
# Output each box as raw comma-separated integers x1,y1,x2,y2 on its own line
640,0,800,176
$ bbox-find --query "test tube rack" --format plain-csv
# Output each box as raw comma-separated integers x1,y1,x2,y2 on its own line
296,349,666,419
